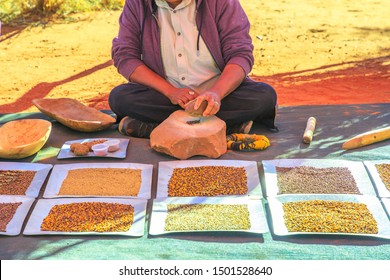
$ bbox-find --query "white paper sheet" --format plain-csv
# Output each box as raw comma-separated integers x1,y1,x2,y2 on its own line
267,194,390,239
23,197,147,236
57,138,129,159
149,196,268,235
0,162,52,197
156,160,262,198
364,160,390,198
0,195,35,236
43,162,153,199
381,198,390,219
262,159,376,197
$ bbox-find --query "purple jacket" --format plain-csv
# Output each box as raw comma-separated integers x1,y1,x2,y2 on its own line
112,0,254,81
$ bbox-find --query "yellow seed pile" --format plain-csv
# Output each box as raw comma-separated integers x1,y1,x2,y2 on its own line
41,202,134,232
283,200,378,234
164,204,251,231
276,166,360,194
0,170,36,195
168,166,248,196
0,202,22,232
59,168,142,196
376,163,390,191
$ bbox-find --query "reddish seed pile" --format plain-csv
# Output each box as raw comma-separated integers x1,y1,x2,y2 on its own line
168,166,248,196
0,202,22,232
41,202,134,232
0,170,36,195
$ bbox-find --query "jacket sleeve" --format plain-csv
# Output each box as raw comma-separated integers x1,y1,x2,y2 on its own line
216,0,254,75
111,0,144,80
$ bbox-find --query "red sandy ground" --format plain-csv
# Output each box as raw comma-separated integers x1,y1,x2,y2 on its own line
260,55,390,106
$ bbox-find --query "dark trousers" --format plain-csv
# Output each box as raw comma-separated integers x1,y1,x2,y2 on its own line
109,80,278,130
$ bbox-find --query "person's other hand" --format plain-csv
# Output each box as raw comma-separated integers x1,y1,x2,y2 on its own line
193,91,221,116
167,88,198,108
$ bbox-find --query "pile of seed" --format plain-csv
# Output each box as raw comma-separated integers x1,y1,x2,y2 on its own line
283,200,378,234
0,202,22,231
168,166,248,196
59,168,142,196
0,170,36,195
375,163,390,191
164,204,251,231
41,202,134,232
276,166,360,194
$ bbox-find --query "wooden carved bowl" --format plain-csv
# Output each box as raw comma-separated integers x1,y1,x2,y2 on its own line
32,98,116,132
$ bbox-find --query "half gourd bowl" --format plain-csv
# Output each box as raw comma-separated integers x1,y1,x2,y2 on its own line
0,119,52,159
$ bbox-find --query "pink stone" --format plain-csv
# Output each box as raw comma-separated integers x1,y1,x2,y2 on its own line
150,110,227,160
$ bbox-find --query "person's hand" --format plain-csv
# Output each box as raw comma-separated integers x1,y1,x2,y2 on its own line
193,91,221,116
167,88,198,108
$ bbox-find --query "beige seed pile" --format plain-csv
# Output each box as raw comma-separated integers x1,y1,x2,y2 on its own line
59,168,142,196
276,166,360,194
376,163,390,191
0,170,36,195
164,204,251,231
283,200,378,234
41,202,134,232
0,202,22,231
168,166,248,196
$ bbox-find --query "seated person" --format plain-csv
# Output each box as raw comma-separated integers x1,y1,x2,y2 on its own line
109,0,278,138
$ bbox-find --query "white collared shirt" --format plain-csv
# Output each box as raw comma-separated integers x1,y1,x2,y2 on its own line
155,0,221,92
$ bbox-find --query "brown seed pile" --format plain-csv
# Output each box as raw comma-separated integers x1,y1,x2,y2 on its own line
164,204,251,231
0,202,22,231
168,166,248,196
59,168,142,196
41,202,134,232
276,166,360,194
283,200,378,234
375,163,390,191
0,170,36,195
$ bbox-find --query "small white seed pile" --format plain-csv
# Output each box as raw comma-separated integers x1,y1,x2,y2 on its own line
165,204,251,231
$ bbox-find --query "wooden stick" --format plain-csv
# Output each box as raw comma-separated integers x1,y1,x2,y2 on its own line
342,126,390,150
303,117,317,144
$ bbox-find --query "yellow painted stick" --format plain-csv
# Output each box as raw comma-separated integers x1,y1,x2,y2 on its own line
342,126,390,150
303,117,317,144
